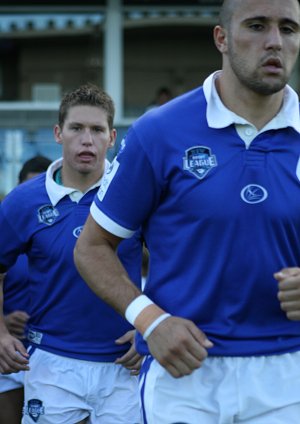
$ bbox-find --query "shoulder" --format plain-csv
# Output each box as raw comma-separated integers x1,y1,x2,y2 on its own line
129,86,206,144
1,173,47,212
141,86,205,121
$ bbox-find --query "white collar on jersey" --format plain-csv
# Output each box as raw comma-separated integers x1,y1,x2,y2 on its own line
45,157,108,206
203,70,300,134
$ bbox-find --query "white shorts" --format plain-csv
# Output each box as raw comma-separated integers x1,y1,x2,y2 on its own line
0,370,24,393
140,351,300,424
22,348,141,424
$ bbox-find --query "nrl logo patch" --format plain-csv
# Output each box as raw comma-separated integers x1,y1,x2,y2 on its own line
24,398,45,422
183,146,217,180
37,205,59,226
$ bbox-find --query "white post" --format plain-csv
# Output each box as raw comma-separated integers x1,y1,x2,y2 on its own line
104,0,123,123
3,130,23,194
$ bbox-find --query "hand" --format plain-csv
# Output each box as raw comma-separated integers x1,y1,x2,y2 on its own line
146,316,213,378
115,330,143,375
274,267,300,320
4,310,30,339
0,331,29,374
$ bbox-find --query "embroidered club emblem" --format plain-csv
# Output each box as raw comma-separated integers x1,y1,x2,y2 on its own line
24,399,45,422
183,146,217,180
37,205,59,225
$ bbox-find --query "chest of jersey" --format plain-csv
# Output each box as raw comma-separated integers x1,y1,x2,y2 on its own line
152,126,300,236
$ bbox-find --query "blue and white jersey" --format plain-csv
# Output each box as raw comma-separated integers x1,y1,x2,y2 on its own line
91,74,300,357
3,254,30,348
0,159,142,361
3,254,29,317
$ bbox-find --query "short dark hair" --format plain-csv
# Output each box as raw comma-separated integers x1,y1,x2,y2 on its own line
219,0,236,28
18,155,51,183
219,0,300,28
58,84,115,130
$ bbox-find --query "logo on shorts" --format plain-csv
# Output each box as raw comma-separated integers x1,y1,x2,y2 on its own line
183,146,217,180
24,399,45,422
37,205,59,225
27,330,43,344
240,184,268,204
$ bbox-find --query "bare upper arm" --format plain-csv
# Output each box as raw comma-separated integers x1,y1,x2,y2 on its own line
79,213,123,251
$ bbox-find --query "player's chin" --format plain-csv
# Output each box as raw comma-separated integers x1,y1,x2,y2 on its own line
77,162,97,173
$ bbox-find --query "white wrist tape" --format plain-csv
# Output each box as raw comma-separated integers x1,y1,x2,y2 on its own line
125,295,154,325
143,313,171,341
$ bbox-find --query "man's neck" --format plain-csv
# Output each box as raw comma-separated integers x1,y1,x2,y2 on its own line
56,166,103,193
215,73,284,130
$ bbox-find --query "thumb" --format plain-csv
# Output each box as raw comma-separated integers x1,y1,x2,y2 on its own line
274,267,300,281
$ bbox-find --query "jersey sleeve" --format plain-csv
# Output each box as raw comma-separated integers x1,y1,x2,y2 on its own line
91,124,162,238
0,191,29,269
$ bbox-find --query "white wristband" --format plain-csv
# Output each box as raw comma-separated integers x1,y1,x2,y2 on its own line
143,313,171,341
125,295,154,325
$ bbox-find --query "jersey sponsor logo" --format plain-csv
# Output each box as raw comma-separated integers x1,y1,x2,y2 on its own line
119,137,126,153
24,399,45,422
183,146,217,180
296,156,300,181
240,184,268,204
98,158,120,201
73,226,83,238
37,205,59,225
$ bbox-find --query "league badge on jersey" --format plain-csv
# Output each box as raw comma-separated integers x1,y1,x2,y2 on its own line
24,399,45,422
37,205,59,225
183,146,217,180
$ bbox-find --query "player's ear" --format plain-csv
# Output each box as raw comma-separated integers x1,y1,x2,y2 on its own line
214,25,228,54
109,129,117,148
54,125,63,145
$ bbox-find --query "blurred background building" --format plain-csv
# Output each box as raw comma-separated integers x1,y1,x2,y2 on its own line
0,0,299,196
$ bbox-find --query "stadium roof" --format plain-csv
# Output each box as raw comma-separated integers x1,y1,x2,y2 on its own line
0,1,221,36
0,0,222,6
